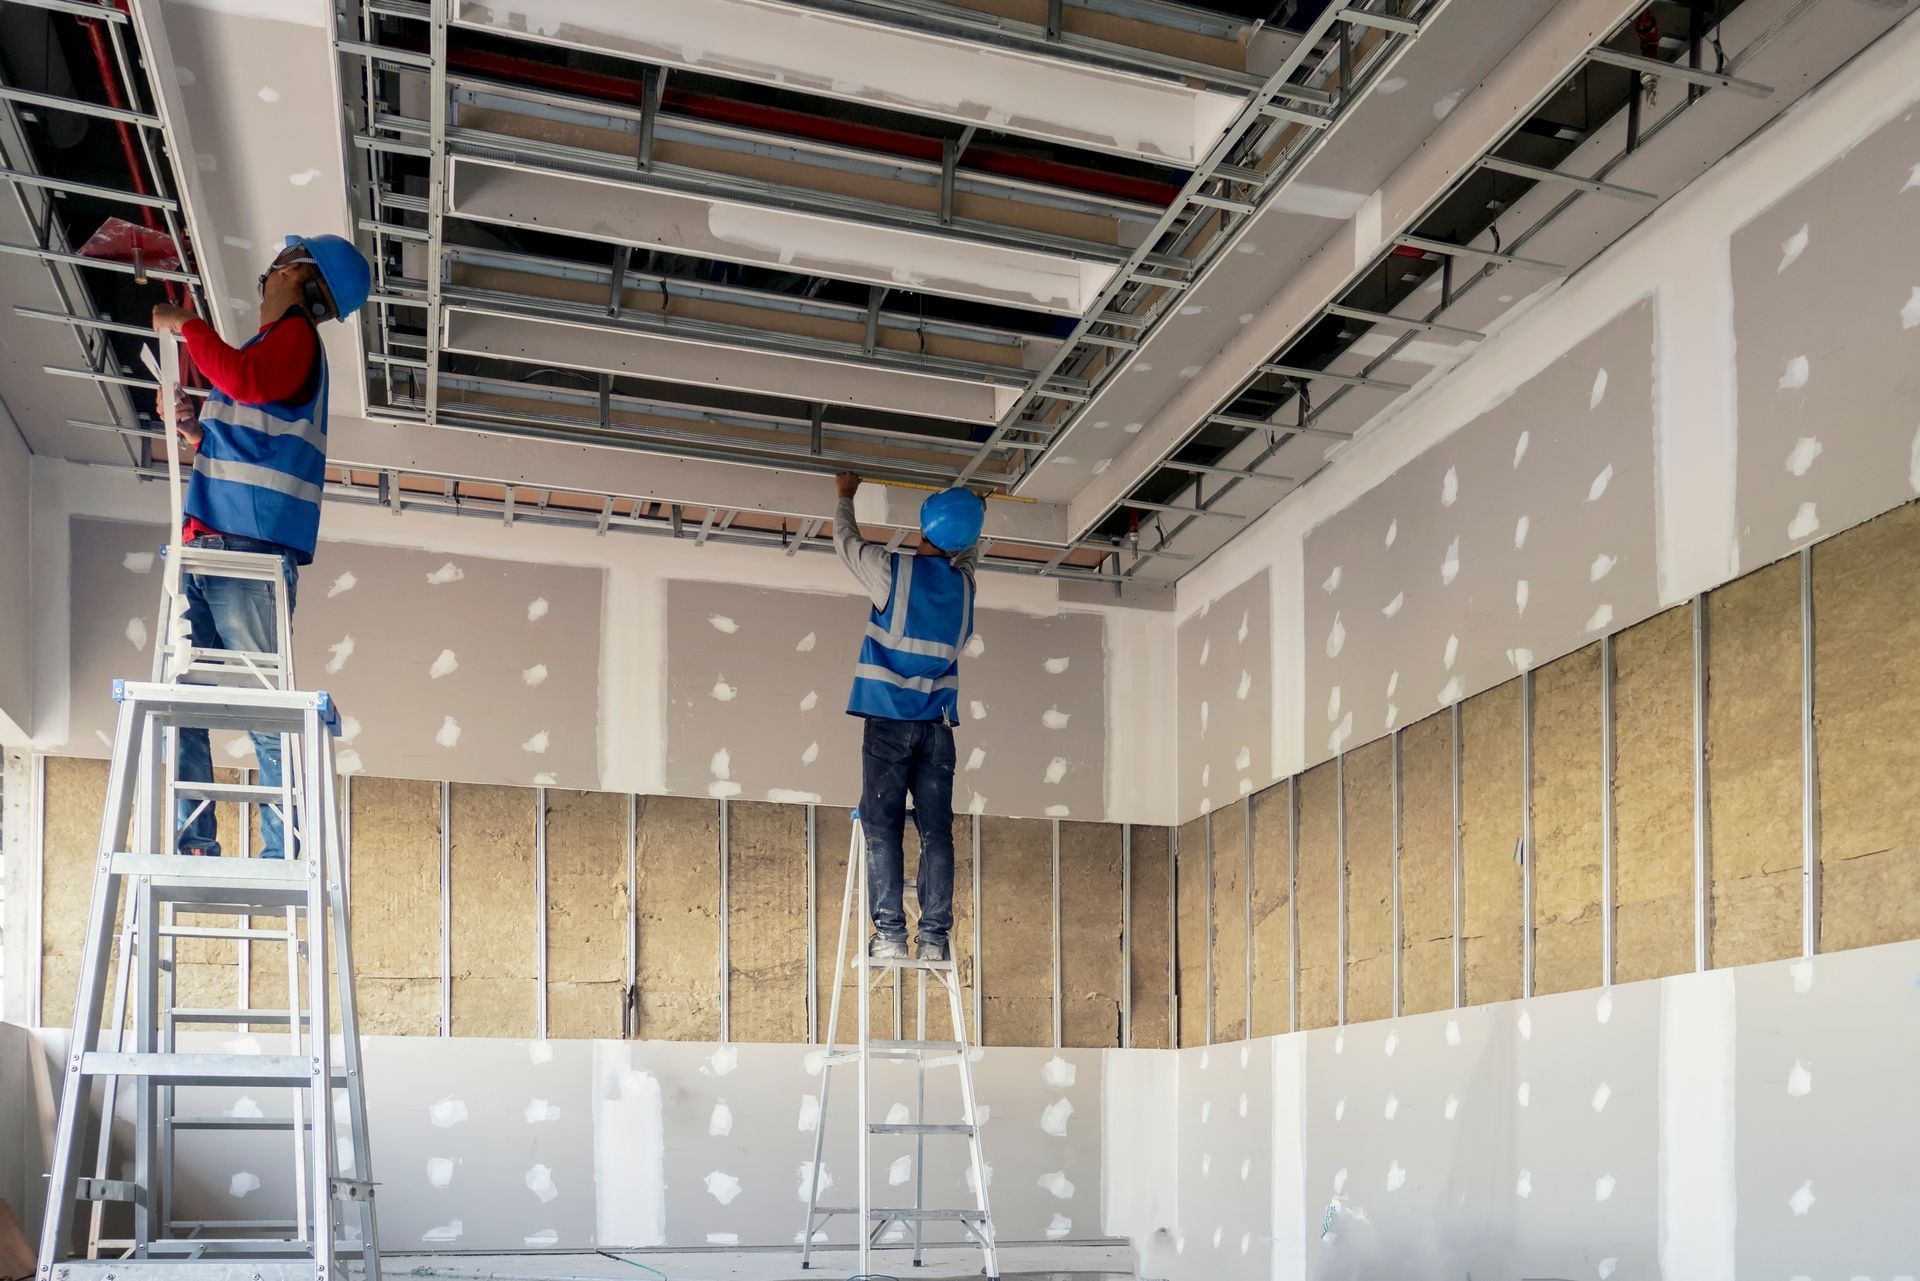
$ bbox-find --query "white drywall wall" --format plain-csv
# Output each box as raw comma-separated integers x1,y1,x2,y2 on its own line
1176,10,1920,787
0,411,30,743
25,458,1179,824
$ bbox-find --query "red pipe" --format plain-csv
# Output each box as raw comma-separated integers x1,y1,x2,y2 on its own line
444,43,1182,207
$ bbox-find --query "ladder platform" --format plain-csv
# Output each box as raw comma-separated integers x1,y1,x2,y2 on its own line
111,851,309,882
80,1052,347,1088
111,680,339,736
861,956,956,971
168,1115,307,1131
41,1261,318,1281
869,1122,974,1135
168,544,291,581
168,1007,301,1025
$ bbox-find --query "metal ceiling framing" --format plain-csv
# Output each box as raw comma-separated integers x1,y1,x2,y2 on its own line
332,0,1437,588
0,0,210,466
1087,2,1796,580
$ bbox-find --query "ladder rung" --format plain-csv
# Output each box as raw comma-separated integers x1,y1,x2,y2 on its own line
46,1260,316,1280
160,924,296,941
822,1041,966,1065
861,956,955,971
871,1208,985,1221
171,781,291,805
169,1115,307,1131
868,1122,974,1135
873,1039,962,1052
81,1051,345,1087
169,1007,300,1024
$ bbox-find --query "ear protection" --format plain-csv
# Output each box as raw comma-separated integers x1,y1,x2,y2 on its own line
297,273,333,323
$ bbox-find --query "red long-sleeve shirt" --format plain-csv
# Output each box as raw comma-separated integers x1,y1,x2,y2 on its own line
180,311,321,542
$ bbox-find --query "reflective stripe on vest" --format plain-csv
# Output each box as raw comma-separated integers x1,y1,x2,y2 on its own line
183,329,329,565
847,552,973,722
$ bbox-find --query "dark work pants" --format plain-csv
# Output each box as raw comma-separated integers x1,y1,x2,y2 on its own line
858,717,957,946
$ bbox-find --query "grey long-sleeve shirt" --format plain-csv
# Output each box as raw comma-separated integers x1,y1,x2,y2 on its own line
834,495,977,608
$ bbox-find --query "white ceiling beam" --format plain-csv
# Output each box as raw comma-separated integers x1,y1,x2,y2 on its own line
441,306,1019,424
452,0,1242,165
447,156,1116,317
327,414,1068,545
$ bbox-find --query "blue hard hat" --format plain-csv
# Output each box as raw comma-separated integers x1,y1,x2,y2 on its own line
920,486,985,552
286,234,372,321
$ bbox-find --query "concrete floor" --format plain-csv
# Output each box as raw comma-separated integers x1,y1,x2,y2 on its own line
384,1245,1135,1281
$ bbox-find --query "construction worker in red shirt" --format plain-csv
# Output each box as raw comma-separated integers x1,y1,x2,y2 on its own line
151,234,371,858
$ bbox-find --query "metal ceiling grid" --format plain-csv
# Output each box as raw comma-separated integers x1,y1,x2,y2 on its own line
0,0,211,468
1084,0,1829,584
333,0,1437,590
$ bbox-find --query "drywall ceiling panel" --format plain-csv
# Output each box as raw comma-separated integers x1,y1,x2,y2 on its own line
663,579,1107,819
64,516,603,787
442,306,1018,424
144,0,364,414
1300,297,1657,770
454,0,1242,165
1175,567,1272,820
0,198,127,464
1019,0,1588,510
447,156,1116,316
1731,106,1920,571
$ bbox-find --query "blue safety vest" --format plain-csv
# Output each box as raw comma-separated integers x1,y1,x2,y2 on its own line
183,322,329,564
847,552,975,723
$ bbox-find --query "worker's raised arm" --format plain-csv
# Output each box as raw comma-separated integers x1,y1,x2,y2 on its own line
833,472,894,608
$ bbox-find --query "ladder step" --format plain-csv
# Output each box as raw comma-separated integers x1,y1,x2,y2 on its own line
822,1040,966,1065
169,1115,308,1131
871,1208,986,1222
111,679,338,735
110,851,309,883
862,956,956,971
42,1262,316,1281
873,1039,962,1053
81,1051,346,1087
172,781,291,806
868,1122,975,1135
169,1007,300,1025
159,924,297,941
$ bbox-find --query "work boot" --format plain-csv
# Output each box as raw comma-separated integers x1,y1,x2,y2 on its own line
915,938,949,963
868,934,910,961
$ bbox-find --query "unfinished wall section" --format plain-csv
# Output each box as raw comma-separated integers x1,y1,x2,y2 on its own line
1294,763,1338,1031
1174,816,1208,1046
1248,782,1290,1038
1209,803,1247,1041
1460,683,1521,1005
1059,821,1123,1048
1530,645,1604,995
39,755,107,1027
723,801,808,1043
978,815,1053,1046
1342,738,1393,1023
343,776,442,1035
1813,503,1920,951
1398,710,1453,1014
1707,559,1803,968
448,783,538,1037
544,788,629,1038
1611,605,1696,983
1127,825,1174,1049
636,795,721,1040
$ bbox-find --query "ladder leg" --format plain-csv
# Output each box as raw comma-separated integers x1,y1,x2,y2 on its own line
39,701,142,1276
132,880,157,1254
855,819,872,1280
86,890,140,1258
156,898,177,1240
302,719,339,1279
322,750,382,1281
285,903,309,1243
947,970,998,1281
801,815,862,1267
913,971,926,1268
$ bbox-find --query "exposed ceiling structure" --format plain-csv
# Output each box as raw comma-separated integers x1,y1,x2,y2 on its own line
2,0,1915,602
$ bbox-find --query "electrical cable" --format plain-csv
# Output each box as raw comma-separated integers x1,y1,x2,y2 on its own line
592,1250,667,1280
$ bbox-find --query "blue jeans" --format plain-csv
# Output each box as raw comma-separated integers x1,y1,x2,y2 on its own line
173,534,300,858
859,717,956,946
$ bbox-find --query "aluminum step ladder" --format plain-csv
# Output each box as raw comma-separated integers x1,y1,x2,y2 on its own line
37,548,380,1281
800,813,998,1280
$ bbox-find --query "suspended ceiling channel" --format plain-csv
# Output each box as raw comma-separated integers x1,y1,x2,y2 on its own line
449,0,1247,165
1019,0,1610,522
0,0,227,469
1111,0,1901,582
440,307,1023,423
445,156,1120,316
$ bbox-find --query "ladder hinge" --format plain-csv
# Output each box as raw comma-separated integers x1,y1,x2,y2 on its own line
331,1178,376,1202
77,1176,140,1202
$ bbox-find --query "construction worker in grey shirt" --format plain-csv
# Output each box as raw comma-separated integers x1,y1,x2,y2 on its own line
833,471,983,962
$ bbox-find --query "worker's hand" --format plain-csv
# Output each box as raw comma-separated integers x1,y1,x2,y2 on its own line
835,470,862,500
150,302,194,335
157,389,202,448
